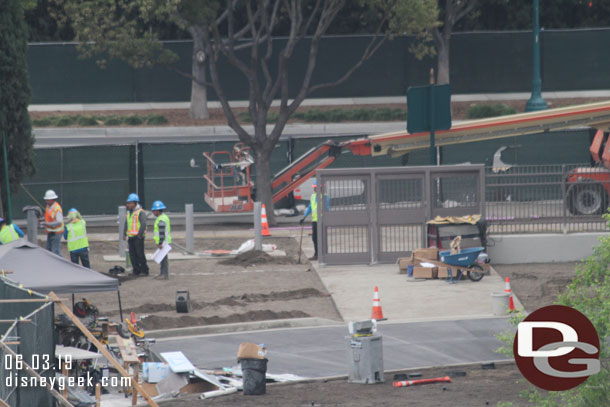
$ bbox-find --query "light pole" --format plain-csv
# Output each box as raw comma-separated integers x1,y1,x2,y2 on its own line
525,0,548,111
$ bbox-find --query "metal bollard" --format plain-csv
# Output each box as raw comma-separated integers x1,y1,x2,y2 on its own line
118,206,126,258
185,204,194,254
254,202,262,251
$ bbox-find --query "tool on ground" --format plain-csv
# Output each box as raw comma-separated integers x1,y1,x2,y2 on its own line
124,312,145,338
393,376,452,388
297,222,305,264
371,286,385,320
261,204,271,236
504,277,516,311
176,290,192,313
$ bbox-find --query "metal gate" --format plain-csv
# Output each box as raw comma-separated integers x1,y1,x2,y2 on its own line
317,165,485,265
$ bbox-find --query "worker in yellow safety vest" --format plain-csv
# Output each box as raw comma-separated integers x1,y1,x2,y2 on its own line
152,200,171,280
300,179,329,261
123,193,149,276
0,217,24,244
63,208,90,268
42,189,63,255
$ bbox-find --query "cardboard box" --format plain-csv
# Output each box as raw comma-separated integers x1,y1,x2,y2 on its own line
414,248,438,261
397,256,413,274
412,266,436,279
437,266,451,279
237,342,266,359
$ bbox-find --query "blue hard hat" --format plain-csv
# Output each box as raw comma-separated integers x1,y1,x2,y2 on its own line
0,217,4,223
126,193,140,202
151,200,166,211
69,208,78,213
312,178,317,187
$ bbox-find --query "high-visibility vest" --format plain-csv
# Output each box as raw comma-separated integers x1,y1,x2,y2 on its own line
126,208,144,237
0,224,19,244
310,193,318,222
66,220,89,252
153,213,172,245
44,202,64,233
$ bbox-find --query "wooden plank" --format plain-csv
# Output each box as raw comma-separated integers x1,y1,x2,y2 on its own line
0,319,31,323
0,341,73,407
0,397,11,407
0,299,54,303
48,292,159,407
116,336,140,364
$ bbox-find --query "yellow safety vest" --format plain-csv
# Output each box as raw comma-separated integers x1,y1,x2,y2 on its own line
0,224,19,244
153,213,172,245
311,193,318,222
66,220,89,252
126,208,144,237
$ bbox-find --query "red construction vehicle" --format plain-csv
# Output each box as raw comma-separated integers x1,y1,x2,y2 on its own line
202,101,610,214
566,129,610,215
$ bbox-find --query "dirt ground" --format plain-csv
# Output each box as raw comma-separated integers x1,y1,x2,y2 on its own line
492,262,579,312
63,236,342,330
29,97,608,127
162,362,535,407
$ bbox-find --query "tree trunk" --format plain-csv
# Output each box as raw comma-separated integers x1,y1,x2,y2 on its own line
254,148,276,226
436,38,450,85
189,40,209,120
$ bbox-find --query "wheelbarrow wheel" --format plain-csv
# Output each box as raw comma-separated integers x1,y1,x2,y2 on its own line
467,264,484,282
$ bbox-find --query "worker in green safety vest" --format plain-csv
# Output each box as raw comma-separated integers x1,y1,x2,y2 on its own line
300,179,330,261
63,208,90,268
0,217,24,245
152,200,171,280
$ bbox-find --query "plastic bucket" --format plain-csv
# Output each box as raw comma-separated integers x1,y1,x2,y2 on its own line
240,358,268,395
491,292,510,316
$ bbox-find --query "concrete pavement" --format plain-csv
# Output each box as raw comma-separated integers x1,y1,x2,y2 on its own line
151,317,513,378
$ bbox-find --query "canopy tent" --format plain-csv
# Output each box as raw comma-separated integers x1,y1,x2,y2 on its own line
0,240,123,319
0,240,118,293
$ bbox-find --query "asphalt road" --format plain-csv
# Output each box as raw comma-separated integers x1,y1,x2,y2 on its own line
151,317,513,378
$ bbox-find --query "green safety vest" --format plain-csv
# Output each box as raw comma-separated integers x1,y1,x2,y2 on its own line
126,208,143,237
0,224,19,244
66,220,89,252
311,193,318,222
154,213,172,245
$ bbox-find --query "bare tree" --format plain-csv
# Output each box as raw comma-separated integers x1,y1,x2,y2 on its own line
434,0,476,84
183,0,436,223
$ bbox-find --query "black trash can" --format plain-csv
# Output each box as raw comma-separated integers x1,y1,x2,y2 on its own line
240,358,268,395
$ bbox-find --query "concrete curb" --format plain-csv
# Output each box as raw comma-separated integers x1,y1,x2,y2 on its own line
149,317,342,340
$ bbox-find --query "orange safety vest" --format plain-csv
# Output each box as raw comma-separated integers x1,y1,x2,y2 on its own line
126,208,144,237
44,202,64,233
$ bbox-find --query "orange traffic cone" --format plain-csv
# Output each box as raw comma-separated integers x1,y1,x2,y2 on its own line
261,204,271,237
371,286,384,320
504,277,516,311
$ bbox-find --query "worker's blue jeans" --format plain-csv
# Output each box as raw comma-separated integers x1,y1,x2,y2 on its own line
46,233,62,256
70,249,91,268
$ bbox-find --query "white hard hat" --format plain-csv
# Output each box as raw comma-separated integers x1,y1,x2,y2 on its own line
44,189,58,200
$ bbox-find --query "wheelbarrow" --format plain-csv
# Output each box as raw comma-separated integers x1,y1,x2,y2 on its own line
439,246,486,282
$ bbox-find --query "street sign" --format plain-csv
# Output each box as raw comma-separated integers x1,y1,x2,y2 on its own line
407,84,452,134
407,84,452,164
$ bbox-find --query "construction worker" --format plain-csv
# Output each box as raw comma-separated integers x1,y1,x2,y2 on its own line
123,193,149,276
151,200,171,280
299,179,329,261
63,208,90,268
0,217,24,244
42,189,63,255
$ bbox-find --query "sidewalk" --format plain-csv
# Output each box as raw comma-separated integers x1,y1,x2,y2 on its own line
28,90,610,112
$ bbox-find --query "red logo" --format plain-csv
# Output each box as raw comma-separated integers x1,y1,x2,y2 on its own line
513,305,600,391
